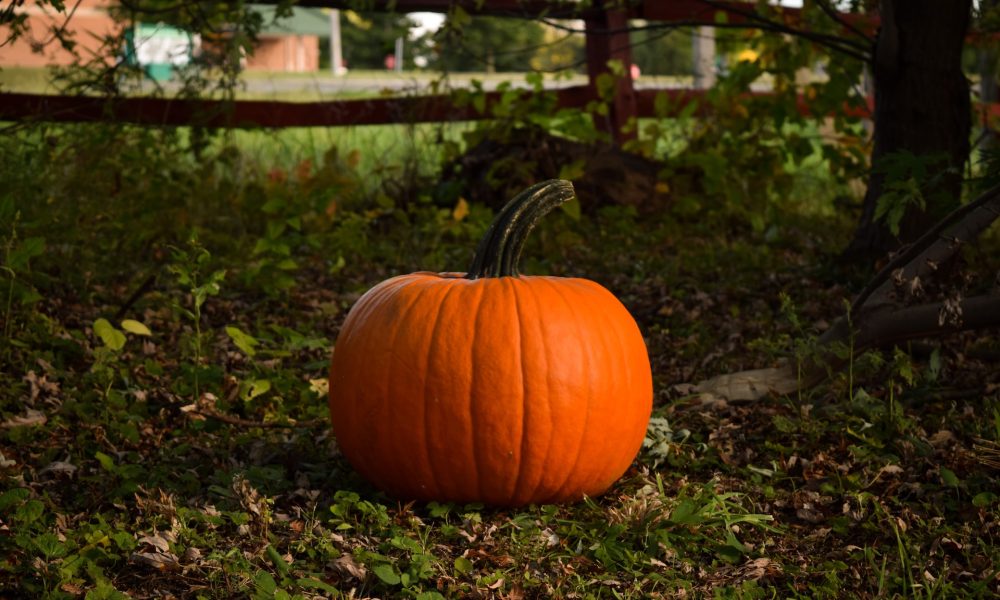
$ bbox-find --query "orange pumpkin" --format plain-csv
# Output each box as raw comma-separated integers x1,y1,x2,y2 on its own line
329,180,652,506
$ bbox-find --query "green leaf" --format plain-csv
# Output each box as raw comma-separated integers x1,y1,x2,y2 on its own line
266,545,289,576
454,556,473,575
940,467,960,487
297,578,339,594
33,532,66,558
95,451,116,473
0,487,29,512
120,319,152,336
276,258,298,271
254,570,277,597
243,379,271,401
226,326,259,357
668,499,703,525
973,492,997,507
15,499,44,524
6,236,45,271
559,196,581,221
372,563,401,585
93,318,126,351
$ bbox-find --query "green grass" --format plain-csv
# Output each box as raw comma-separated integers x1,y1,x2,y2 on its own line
221,121,472,178
0,67,61,94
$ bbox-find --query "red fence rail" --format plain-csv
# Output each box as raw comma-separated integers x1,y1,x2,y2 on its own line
0,87,877,129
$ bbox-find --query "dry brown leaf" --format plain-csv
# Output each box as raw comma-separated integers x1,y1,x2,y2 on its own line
131,551,180,571
331,554,367,580
137,534,171,553
1,409,47,428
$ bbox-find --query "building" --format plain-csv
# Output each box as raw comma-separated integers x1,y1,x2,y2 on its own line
0,1,325,74
0,0,120,69
246,5,327,73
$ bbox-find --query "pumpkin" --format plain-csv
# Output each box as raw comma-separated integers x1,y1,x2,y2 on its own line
329,180,652,507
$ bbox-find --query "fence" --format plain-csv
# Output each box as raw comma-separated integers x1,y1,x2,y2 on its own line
0,0,887,142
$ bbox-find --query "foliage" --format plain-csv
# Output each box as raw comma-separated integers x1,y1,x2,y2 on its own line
338,11,425,71
872,151,954,237
431,12,547,73
630,26,695,76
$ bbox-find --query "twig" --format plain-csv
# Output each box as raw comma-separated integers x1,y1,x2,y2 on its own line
184,406,327,429
540,15,871,63
973,438,1000,470
114,273,158,321
693,0,872,57
814,0,875,44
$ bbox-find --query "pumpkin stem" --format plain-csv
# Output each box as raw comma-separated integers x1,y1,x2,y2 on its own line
466,179,576,279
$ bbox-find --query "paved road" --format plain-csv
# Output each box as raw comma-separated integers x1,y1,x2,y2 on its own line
237,72,690,96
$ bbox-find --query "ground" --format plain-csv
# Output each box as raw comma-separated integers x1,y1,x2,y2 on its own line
1,118,999,599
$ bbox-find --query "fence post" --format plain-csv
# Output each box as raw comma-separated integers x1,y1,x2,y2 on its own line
584,5,637,144
692,26,717,89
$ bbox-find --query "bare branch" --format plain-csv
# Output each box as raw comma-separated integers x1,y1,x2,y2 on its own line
694,0,872,57
814,0,875,44
540,14,872,63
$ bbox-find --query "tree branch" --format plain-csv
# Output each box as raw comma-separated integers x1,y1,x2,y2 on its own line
540,16,872,64
850,183,1000,313
814,0,875,44
698,294,1000,401
697,183,1000,402
694,0,873,56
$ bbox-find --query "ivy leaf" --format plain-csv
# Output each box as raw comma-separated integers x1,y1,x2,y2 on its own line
243,379,271,401
454,556,473,575
372,563,400,585
94,451,116,473
120,319,152,336
940,467,960,487
6,236,45,271
226,326,259,357
93,318,126,351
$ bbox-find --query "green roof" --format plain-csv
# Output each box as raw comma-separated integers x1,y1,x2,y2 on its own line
251,4,330,37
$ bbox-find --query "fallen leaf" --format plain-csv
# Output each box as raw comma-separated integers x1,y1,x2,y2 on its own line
1,409,47,428
331,554,366,580
131,551,179,571
929,430,956,447
183,547,202,561
39,461,76,475
137,534,171,553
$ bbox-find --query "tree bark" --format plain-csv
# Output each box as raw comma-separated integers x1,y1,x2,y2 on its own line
845,0,972,260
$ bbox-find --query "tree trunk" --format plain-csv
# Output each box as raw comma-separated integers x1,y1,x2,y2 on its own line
845,0,972,260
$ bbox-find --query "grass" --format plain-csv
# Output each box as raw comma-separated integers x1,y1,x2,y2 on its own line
221,121,472,178
0,67,61,94
1,110,999,599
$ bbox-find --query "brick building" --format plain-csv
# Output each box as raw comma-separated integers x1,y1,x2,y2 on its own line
1,0,120,68
0,1,323,73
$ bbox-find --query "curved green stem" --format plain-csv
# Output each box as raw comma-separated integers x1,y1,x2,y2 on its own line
466,179,576,279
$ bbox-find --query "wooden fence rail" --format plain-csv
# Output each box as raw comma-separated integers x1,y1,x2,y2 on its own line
0,87,877,129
